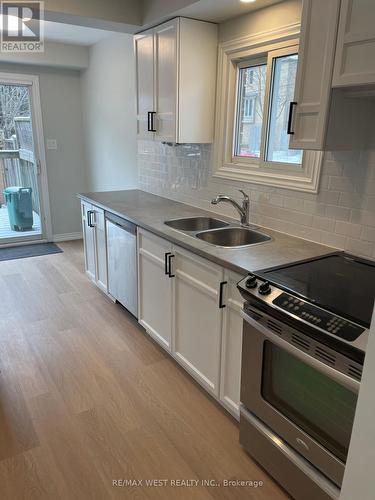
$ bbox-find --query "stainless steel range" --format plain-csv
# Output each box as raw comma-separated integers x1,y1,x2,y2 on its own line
237,253,375,500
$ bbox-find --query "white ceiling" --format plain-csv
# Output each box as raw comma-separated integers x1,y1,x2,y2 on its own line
42,0,284,46
43,20,117,46
174,0,284,23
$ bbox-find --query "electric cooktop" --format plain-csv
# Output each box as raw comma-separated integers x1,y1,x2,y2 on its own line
256,253,375,328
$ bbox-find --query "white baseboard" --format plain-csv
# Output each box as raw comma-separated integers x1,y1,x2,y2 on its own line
53,232,82,242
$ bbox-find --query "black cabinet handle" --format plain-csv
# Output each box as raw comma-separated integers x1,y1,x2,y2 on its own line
147,112,156,132
164,252,172,275
219,281,227,309
287,101,297,135
150,111,157,132
87,210,94,228
167,254,175,278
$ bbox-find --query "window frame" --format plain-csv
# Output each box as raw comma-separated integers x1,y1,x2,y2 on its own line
234,57,267,160
213,24,323,193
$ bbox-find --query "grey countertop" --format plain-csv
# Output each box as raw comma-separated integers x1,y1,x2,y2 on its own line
78,189,336,275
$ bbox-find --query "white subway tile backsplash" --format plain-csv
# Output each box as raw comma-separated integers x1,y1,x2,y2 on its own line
335,220,362,238
325,205,351,221
283,197,305,212
313,215,336,232
328,176,355,193
346,238,374,259
319,231,347,250
361,225,375,243
138,140,375,259
339,192,364,208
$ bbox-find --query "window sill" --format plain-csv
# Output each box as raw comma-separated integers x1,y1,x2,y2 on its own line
212,151,324,193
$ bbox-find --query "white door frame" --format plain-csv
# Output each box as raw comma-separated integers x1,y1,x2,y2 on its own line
0,71,52,243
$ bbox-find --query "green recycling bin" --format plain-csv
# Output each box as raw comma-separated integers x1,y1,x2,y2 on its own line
3,187,33,231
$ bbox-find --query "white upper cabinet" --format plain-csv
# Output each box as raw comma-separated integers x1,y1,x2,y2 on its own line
154,20,178,142
135,17,217,143
135,29,155,139
333,0,375,87
289,0,341,150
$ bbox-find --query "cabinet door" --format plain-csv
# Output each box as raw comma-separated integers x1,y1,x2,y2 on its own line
154,19,178,142
220,271,244,420
81,201,96,282
138,229,173,351
92,207,107,292
173,246,223,397
289,0,341,150
333,0,375,87
135,29,155,139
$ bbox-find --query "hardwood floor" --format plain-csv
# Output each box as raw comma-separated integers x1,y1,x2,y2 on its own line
0,241,288,500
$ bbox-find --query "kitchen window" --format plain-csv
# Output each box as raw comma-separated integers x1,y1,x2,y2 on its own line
214,29,323,192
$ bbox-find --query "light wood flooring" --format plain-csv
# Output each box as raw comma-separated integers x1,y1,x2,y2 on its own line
0,240,288,500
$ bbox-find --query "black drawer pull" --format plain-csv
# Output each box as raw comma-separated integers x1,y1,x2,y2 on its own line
168,254,175,278
87,210,94,228
165,252,172,275
287,101,297,135
219,281,227,309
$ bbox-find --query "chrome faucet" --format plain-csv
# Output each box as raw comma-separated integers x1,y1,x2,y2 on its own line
211,189,250,226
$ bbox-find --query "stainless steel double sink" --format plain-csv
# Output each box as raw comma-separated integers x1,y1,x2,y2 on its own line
164,217,271,248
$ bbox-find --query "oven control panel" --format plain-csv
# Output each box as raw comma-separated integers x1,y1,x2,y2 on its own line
273,293,364,341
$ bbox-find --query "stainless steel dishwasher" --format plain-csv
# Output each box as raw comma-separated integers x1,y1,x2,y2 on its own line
106,212,138,318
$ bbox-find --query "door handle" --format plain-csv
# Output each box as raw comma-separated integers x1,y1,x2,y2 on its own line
147,111,152,132
287,101,297,135
219,281,227,309
164,252,172,275
167,254,175,278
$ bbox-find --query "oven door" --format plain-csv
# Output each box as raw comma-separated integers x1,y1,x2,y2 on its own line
240,306,360,487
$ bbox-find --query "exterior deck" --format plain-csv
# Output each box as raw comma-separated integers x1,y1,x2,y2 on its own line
0,205,41,241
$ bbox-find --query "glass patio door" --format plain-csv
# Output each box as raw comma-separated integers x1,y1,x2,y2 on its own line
0,74,49,245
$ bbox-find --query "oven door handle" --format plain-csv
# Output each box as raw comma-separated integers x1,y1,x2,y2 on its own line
241,310,360,394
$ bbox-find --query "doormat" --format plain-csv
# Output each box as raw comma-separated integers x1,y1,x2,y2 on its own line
0,243,63,262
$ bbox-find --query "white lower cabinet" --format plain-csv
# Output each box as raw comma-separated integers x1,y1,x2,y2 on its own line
94,207,108,292
173,247,224,397
81,200,96,281
81,201,107,292
220,271,244,419
137,228,173,351
137,229,244,419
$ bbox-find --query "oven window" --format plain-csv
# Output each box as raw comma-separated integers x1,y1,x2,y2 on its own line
261,342,358,462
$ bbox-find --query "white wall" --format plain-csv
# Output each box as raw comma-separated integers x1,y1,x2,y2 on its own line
44,0,142,31
340,309,375,500
0,62,87,239
218,0,301,41
0,42,89,70
81,33,138,193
